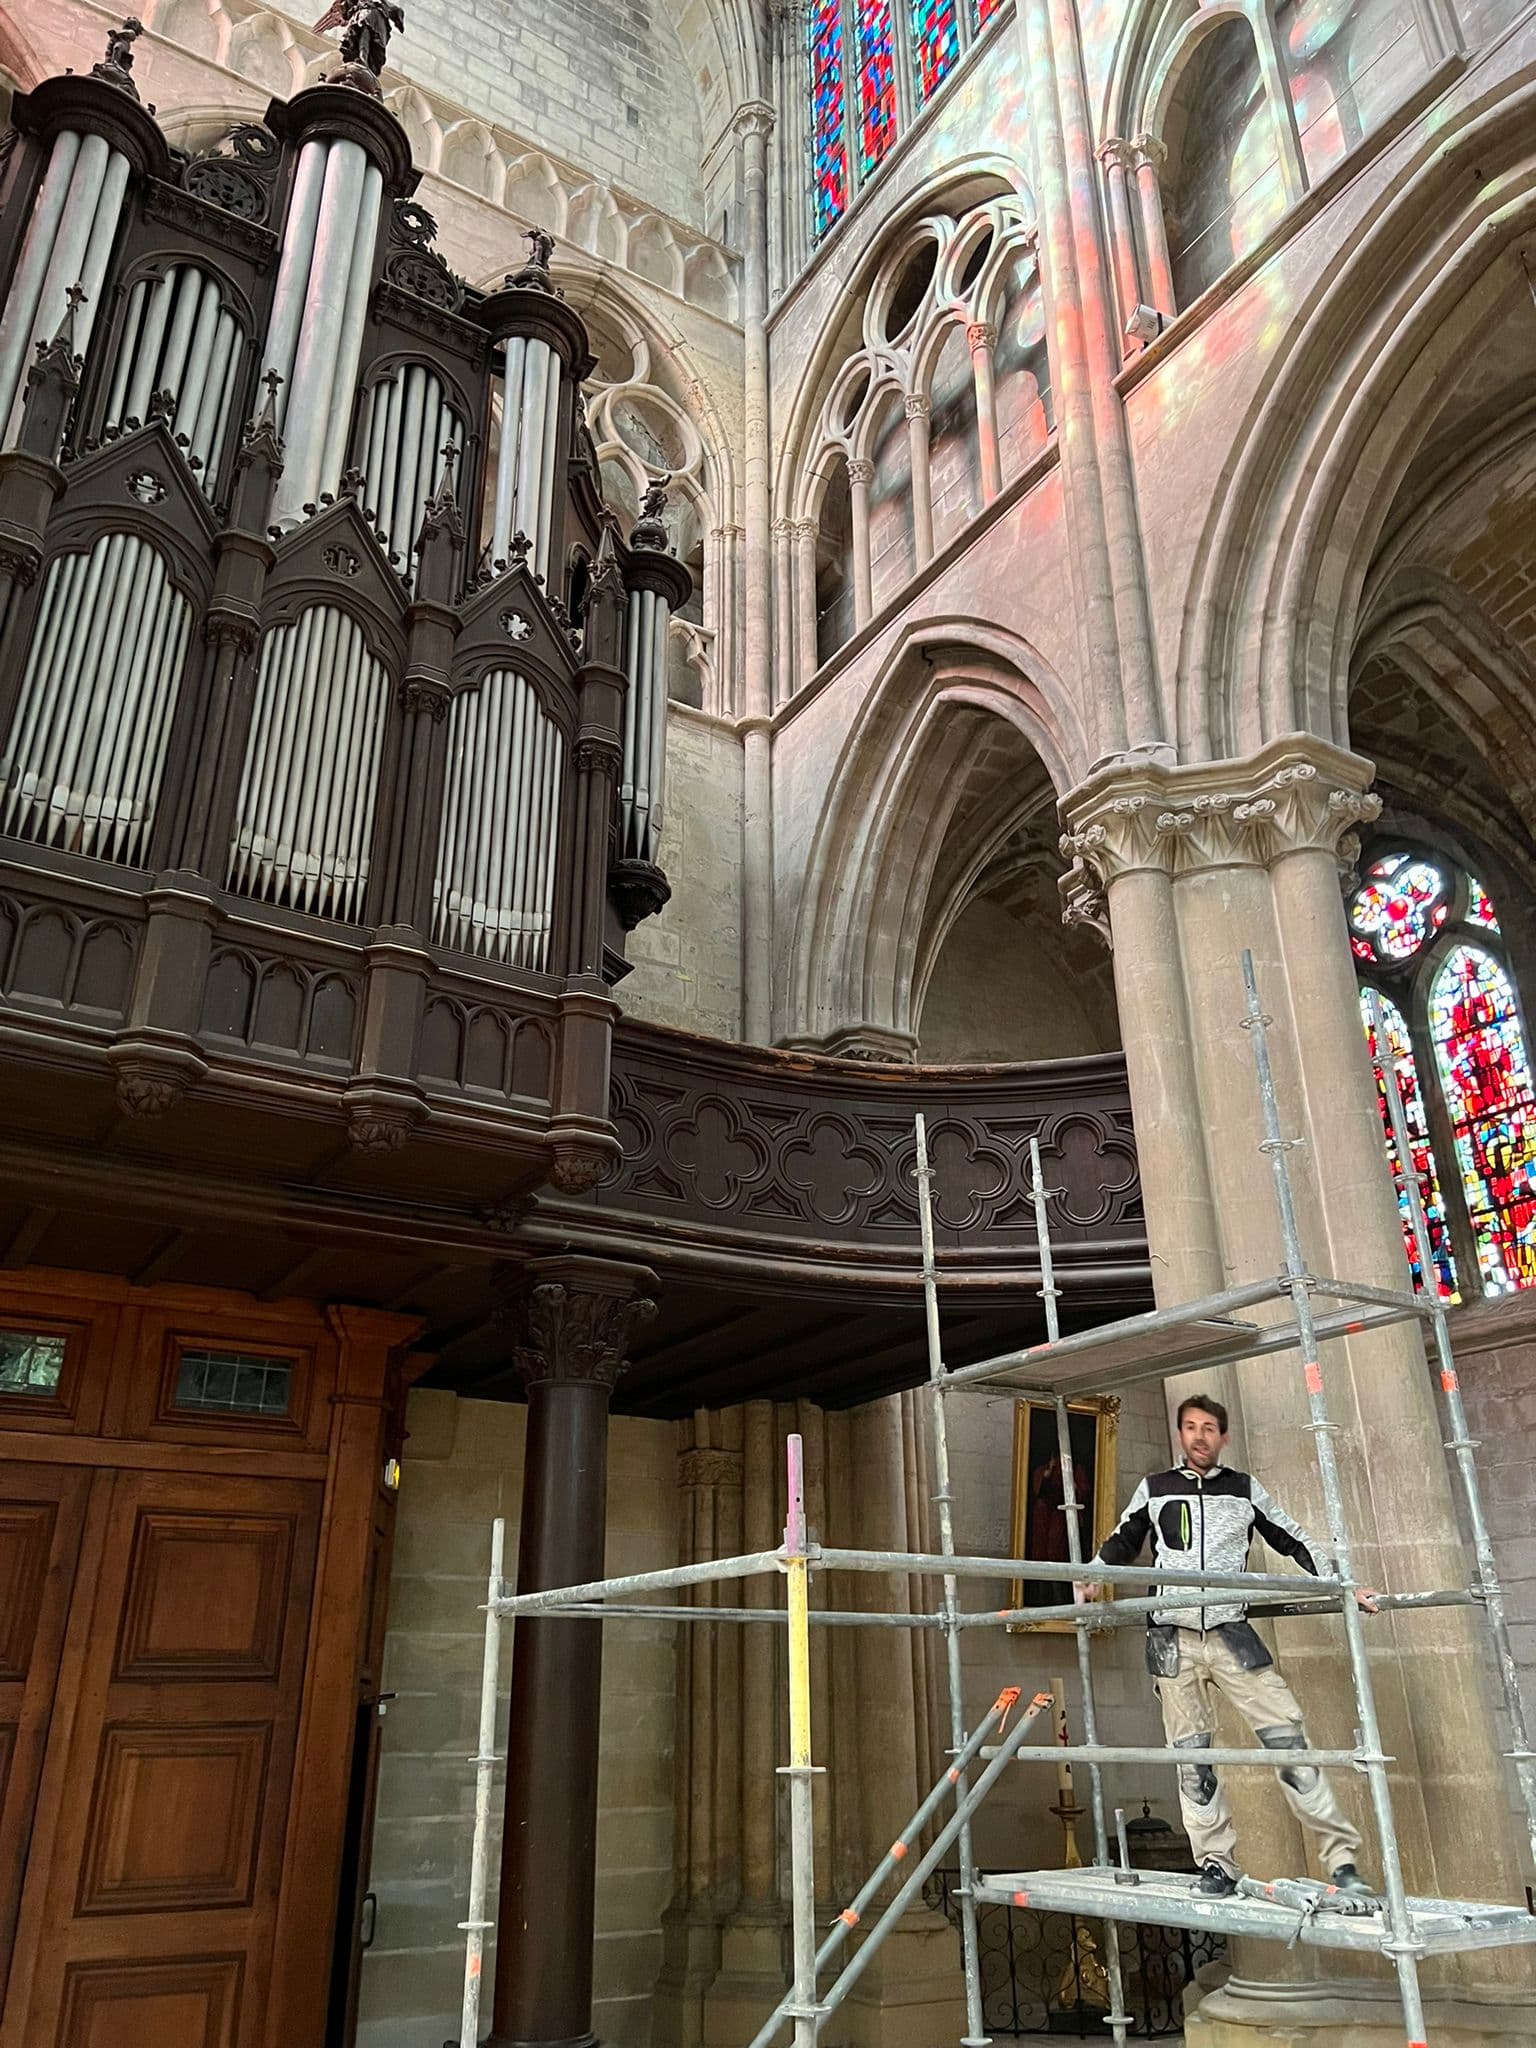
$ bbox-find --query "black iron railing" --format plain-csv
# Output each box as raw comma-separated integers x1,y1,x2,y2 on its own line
926,1868,1226,2037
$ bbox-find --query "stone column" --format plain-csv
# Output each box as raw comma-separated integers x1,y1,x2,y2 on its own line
1130,136,1175,318
904,394,934,566
489,1257,658,2048
736,99,776,1043
793,518,820,687
1062,736,1536,2031
772,516,796,705
847,457,874,629
967,322,1002,503
1097,138,1142,342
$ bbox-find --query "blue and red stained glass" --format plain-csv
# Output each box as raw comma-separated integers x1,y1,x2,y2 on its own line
856,0,898,173
974,0,1003,23
912,0,960,100
1347,853,1448,964
1430,945,1536,1294
811,0,849,237
1360,989,1457,1298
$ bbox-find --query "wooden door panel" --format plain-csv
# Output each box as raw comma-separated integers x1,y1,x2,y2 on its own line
55,1956,242,2048
115,1512,295,1682
77,1723,271,1914
0,1466,90,2006
4,1472,319,2048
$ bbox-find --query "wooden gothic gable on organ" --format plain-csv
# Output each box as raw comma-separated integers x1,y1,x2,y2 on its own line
49,419,220,585
457,561,584,706
265,495,412,658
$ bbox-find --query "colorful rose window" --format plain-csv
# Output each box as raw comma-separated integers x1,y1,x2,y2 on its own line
1467,877,1501,932
1348,853,1449,964
1359,989,1457,1298
1429,946,1536,1294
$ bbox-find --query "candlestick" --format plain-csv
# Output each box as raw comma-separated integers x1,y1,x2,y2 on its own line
1051,1676,1073,1799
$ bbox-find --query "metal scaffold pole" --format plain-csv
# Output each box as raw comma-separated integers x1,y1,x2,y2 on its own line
781,1433,822,2048
914,1111,990,2047
1368,989,1536,1869
459,1516,505,2048
1030,1134,1131,2048
1241,952,1428,2048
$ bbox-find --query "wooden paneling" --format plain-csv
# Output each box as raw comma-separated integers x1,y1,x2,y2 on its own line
2,1473,320,2048
0,1276,422,2048
54,1955,242,2048
115,1512,295,1683
0,1466,89,2006
77,1724,271,1914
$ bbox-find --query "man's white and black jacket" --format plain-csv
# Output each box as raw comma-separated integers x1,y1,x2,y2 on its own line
1092,1463,1325,1674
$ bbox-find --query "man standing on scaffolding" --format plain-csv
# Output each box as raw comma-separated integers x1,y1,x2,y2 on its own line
1074,1392,1378,1900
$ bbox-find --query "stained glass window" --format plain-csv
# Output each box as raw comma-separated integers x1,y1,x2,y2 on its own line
1360,990,1456,1297
1430,946,1536,1294
1348,853,1449,963
811,0,849,237
857,0,898,174
912,0,960,99
974,0,1003,22
1467,877,1501,931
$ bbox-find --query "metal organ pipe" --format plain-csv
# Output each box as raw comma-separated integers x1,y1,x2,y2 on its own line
228,605,388,921
0,130,133,445
621,580,673,865
264,140,383,528
100,266,242,493
490,336,525,563
433,670,563,969
0,534,191,862
359,364,464,586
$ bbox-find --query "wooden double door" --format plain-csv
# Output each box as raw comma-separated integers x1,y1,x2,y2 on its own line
0,1277,420,2048
1,1464,319,2048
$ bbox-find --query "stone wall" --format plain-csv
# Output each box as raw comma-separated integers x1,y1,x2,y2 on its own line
917,896,1121,1062
620,707,746,1040
358,1391,680,2048
1450,1295,1536,1826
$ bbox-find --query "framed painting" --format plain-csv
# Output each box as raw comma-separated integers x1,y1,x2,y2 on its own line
1008,1396,1120,1632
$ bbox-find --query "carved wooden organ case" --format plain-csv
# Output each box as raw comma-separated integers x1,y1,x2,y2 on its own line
0,57,689,1195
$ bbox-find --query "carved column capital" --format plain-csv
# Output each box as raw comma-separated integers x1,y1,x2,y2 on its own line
1097,136,1137,173
398,678,451,722
1060,737,1382,890
846,456,874,486
793,516,819,541
903,392,932,421
496,1255,659,1391
732,99,776,142
966,321,997,353
1131,133,1167,173
679,1445,745,1491
771,515,797,539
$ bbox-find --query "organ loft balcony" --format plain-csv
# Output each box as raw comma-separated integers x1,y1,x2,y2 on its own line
0,30,1147,1405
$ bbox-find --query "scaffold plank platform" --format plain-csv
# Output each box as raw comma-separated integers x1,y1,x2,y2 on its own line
945,1276,1434,1397
974,1869,1536,1956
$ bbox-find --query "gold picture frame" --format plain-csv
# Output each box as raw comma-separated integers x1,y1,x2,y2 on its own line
1008,1395,1120,1632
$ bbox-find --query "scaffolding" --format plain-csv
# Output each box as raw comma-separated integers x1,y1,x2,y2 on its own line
460,953,1536,2048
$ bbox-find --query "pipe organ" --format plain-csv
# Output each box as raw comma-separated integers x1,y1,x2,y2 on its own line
0,28,690,1090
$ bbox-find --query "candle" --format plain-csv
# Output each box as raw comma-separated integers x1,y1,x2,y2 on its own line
1051,1677,1073,1799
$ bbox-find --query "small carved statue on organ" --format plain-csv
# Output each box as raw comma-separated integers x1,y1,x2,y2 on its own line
505,228,556,291
93,17,143,92
312,0,405,78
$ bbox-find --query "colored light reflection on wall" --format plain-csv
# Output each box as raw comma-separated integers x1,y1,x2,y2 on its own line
811,0,849,235
1360,989,1457,1298
912,0,960,100
1431,946,1536,1294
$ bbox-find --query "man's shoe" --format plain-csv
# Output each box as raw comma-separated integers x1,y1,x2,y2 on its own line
1194,1860,1239,1897
1328,1863,1375,1897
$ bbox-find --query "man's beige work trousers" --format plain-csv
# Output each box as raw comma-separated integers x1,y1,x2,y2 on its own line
1154,1626,1361,1877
